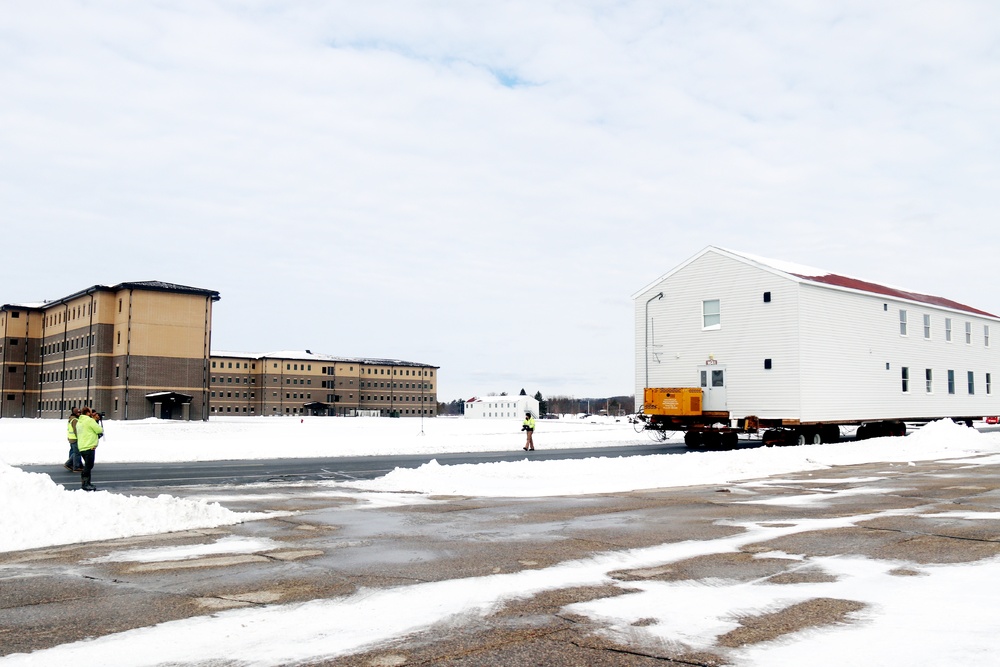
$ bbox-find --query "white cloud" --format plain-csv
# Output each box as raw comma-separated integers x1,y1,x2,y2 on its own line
3,1,1000,398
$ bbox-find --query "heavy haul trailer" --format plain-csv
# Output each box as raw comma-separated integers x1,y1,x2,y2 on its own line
633,247,1000,449
637,387,962,448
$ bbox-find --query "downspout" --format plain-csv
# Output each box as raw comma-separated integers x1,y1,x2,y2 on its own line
203,296,211,421
124,289,133,420
21,308,31,418
86,292,94,404
644,292,664,391
261,356,267,416
60,303,69,418
39,306,47,418
0,311,5,418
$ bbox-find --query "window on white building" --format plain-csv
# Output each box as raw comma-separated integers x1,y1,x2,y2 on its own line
702,299,721,329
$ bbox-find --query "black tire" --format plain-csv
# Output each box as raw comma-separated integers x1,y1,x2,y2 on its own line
702,430,723,449
762,429,784,447
684,431,703,448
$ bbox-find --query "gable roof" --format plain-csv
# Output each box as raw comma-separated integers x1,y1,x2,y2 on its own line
636,246,997,319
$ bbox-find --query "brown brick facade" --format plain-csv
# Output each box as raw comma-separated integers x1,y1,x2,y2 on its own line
4,282,439,421
3,282,218,421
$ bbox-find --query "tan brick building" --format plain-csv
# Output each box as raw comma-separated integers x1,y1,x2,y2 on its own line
2,282,439,420
1,282,219,421
209,351,438,417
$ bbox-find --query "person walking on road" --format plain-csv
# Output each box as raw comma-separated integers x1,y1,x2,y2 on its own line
522,412,535,451
63,408,83,472
76,406,104,491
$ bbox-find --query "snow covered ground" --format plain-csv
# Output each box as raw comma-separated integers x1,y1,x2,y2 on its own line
3,416,1000,666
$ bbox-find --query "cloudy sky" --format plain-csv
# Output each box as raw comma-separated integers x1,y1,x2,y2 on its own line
3,1,999,401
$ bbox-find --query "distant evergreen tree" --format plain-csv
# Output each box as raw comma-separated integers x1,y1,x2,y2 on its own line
534,391,548,415
519,388,527,395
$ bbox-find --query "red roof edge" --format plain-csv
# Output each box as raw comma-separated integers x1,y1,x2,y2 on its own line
791,272,997,318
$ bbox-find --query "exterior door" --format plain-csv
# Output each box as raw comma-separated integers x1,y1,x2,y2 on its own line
698,366,727,412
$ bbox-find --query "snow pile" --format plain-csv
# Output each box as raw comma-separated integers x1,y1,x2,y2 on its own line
2,417,999,554
351,418,1000,497
0,462,270,553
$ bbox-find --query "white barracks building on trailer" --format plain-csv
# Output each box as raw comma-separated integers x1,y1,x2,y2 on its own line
633,247,1000,445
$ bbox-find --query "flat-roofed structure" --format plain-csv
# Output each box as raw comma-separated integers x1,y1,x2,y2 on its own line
3,282,439,420
1,282,220,420
210,350,438,417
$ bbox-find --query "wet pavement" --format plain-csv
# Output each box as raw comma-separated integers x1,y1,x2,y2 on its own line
3,454,1000,665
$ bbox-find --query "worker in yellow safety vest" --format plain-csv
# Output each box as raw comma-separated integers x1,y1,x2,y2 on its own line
63,408,82,472
521,412,535,451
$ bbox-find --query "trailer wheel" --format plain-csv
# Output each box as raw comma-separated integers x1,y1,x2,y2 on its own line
856,424,870,440
725,432,739,449
684,431,703,448
702,430,722,449
762,429,784,447
822,424,841,443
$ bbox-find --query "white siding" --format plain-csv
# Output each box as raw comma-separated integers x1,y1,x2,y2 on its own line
636,247,1000,423
635,250,802,419
798,285,1000,421
465,396,539,419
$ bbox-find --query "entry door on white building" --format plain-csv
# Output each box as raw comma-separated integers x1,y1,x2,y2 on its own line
698,366,727,412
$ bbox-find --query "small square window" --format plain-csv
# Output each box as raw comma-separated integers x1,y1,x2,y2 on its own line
763,292,771,303
763,358,772,369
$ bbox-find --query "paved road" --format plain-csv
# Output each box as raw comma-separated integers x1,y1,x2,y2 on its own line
5,453,1000,665
19,440,720,489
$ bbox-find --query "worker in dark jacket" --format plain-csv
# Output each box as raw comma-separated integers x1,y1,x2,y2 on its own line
76,407,104,491
521,412,535,451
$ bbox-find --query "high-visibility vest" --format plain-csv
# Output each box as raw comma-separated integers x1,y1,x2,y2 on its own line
76,415,103,452
67,416,79,442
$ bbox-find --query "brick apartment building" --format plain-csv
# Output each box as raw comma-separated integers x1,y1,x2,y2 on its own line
210,351,438,417
2,282,437,420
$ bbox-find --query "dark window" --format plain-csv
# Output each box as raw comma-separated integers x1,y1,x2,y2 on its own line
764,358,772,369
763,292,771,303
11,312,19,318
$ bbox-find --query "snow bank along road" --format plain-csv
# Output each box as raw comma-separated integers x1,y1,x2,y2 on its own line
4,454,1000,666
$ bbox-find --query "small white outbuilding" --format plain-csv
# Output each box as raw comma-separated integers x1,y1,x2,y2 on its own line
634,247,1000,425
465,395,539,419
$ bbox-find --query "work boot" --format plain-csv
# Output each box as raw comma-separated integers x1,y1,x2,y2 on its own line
82,483,97,492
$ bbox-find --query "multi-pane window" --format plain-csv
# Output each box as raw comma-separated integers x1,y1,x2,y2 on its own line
966,322,972,344
923,314,931,339
925,369,933,393
945,318,952,342
968,371,975,395
901,367,909,392
985,326,990,348
899,310,908,335
702,299,721,329
948,370,955,394
988,373,992,395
